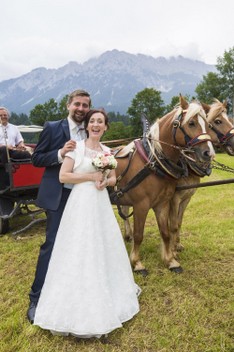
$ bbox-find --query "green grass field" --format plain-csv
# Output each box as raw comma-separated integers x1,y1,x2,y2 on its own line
0,154,233,352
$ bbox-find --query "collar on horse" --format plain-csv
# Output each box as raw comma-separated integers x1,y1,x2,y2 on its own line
140,138,188,179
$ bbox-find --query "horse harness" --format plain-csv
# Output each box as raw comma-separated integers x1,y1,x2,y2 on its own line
109,110,215,219
172,109,213,177
209,124,234,146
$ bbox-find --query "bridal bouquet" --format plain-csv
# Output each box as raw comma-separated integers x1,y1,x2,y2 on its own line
92,152,118,172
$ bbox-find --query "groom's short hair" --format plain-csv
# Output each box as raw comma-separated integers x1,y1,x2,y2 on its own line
67,89,91,107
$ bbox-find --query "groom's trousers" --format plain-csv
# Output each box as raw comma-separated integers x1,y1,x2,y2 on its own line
29,188,71,303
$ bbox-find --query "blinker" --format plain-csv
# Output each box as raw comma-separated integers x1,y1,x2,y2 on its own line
173,120,180,128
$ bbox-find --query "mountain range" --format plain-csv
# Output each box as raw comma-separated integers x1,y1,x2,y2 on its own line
0,49,216,115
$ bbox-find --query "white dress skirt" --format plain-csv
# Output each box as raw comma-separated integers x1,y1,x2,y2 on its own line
34,145,140,338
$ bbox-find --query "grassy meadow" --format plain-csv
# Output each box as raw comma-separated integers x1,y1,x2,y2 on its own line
0,154,233,352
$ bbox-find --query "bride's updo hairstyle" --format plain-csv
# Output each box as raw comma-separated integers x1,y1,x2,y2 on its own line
84,109,110,137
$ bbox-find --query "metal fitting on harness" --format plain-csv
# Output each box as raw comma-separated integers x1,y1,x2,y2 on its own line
116,190,124,198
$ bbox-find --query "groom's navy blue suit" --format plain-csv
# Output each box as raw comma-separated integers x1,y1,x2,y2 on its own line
29,119,71,303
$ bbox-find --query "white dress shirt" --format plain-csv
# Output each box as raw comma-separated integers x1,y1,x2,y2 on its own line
61,117,87,189
58,117,86,163
69,117,86,142
0,123,23,146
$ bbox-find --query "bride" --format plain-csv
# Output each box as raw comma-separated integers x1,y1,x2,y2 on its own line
33,109,140,338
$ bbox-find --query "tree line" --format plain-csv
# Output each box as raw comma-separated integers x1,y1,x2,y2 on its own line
10,47,234,141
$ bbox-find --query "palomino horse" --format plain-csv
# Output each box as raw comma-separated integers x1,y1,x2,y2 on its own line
169,99,234,252
121,99,234,265
110,95,215,274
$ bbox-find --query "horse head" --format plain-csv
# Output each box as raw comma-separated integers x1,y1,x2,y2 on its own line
149,95,215,165
201,99,234,156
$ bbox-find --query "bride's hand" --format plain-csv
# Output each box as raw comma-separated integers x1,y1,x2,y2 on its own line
95,178,108,190
93,171,104,190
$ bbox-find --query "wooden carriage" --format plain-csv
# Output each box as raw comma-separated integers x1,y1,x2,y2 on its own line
0,126,45,234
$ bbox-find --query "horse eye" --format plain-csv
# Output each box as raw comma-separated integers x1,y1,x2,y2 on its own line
214,119,222,125
188,120,195,127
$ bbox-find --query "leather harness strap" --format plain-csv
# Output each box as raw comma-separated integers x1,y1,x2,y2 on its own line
134,139,149,163
110,166,151,202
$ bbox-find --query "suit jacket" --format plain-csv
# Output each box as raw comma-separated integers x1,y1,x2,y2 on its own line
32,119,70,211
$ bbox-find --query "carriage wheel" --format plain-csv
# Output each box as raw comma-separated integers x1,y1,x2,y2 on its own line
0,218,10,234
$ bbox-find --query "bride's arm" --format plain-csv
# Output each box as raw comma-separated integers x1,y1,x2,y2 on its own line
59,156,103,184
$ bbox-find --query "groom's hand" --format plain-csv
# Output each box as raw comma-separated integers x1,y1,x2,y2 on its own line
60,140,76,158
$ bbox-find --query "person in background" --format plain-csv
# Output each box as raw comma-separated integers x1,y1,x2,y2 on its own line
33,109,140,339
0,106,31,164
27,89,91,324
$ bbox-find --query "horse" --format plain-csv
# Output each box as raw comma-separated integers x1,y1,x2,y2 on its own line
121,99,234,260
169,99,234,252
110,95,215,274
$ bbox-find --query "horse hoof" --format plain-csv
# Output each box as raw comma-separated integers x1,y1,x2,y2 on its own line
134,269,149,277
169,266,183,274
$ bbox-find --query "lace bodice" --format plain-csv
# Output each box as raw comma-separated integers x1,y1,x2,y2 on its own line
84,146,104,159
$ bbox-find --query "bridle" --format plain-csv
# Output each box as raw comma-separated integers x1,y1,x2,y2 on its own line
209,123,234,146
172,110,212,147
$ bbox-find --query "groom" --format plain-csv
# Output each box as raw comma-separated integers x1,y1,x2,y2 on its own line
27,89,91,323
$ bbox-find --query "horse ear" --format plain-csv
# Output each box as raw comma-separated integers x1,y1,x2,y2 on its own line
201,102,211,114
179,94,189,109
223,100,227,108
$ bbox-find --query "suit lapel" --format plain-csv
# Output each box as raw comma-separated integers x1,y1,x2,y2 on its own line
61,119,70,141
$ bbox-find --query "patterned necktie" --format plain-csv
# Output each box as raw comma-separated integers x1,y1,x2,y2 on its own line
77,127,85,132
78,126,86,141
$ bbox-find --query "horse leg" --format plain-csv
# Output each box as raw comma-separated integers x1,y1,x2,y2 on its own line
154,203,183,273
121,206,133,241
170,187,197,254
176,189,197,251
169,192,182,256
176,194,194,249
130,206,148,276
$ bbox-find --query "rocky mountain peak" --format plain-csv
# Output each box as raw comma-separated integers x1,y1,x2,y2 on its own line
0,50,215,114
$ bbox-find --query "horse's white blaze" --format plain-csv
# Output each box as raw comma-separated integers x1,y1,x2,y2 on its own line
198,115,215,157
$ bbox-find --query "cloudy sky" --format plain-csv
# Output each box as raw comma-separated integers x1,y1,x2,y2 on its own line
1,0,233,82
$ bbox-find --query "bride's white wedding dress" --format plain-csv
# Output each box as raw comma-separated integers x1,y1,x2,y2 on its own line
34,141,140,338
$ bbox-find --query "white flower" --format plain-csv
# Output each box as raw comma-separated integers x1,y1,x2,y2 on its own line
92,152,118,171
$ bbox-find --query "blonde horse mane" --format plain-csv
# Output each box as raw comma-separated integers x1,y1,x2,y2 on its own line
148,120,162,154
175,101,206,125
206,99,228,123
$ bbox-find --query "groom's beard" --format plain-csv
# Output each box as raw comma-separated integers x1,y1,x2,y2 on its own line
71,110,86,123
